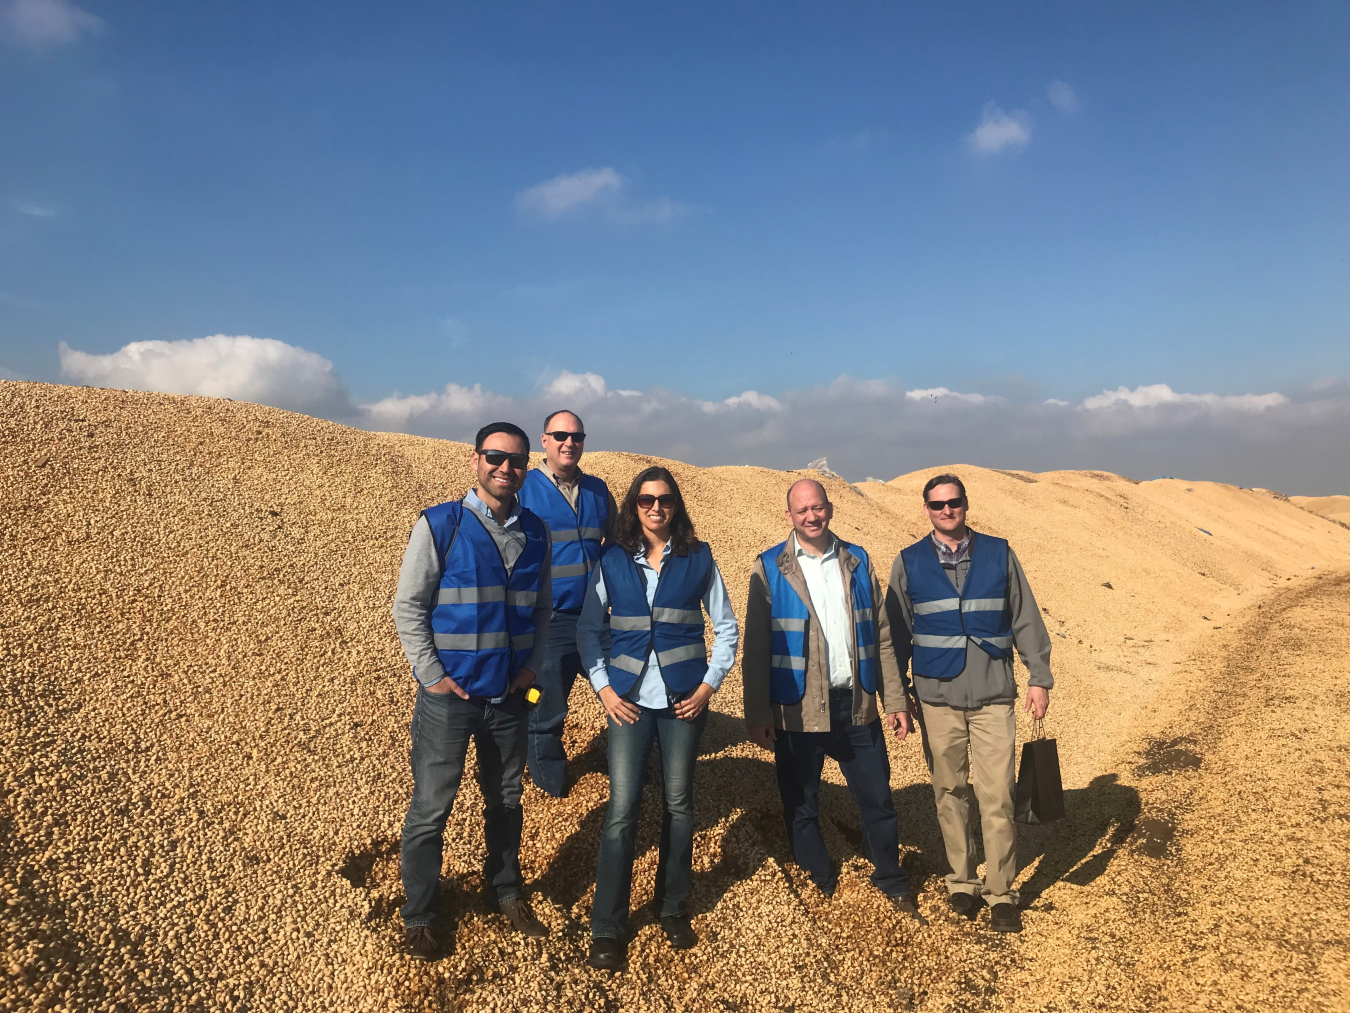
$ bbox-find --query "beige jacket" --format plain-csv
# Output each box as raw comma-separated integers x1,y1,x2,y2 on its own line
743,532,907,733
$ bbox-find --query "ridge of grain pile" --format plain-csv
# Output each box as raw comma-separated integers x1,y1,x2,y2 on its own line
4,381,1349,1013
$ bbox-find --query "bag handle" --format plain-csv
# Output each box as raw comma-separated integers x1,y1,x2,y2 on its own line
1030,717,1046,741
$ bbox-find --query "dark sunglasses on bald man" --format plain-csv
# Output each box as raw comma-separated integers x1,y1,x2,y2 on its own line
481,450,529,470
636,493,677,509
545,430,586,443
925,496,967,511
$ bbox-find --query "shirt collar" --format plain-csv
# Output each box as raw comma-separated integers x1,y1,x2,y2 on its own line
633,540,673,565
930,528,972,564
540,461,583,488
792,531,838,560
464,488,521,528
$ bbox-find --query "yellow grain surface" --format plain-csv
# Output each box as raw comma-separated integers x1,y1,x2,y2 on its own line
1291,495,1350,526
3,381,1348,1012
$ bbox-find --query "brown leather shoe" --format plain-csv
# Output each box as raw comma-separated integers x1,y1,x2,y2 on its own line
499,897,547,937
949,892,983,919
890,895,929,926
402,925,441,961
990,903,1023,933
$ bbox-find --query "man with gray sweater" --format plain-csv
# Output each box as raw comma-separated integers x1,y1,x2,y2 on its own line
886,474,1053,934
392,422,553,961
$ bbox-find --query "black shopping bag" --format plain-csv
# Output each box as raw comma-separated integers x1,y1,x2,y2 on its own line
1014,719,1065,824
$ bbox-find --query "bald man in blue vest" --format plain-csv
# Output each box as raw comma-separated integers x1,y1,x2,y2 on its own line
743,478,924,921
517,409,618,797
886,473,1054,934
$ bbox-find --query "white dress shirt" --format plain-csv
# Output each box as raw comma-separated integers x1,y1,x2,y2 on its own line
794,532,853,690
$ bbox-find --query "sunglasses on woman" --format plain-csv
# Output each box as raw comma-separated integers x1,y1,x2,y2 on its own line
481,450,529,470
925,496,967,511
636,494,677,509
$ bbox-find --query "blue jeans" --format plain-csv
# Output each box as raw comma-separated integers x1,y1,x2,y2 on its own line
527,612,586,797
400,686,529,929
591,703,707,942
774,689,909,898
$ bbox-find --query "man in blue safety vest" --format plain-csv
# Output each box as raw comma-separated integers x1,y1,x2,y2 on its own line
743,478,926,921
517,409,617,797
886,473,1054,934
392,422,554,961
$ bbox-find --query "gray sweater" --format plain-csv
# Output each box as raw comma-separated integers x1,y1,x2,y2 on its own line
393,493,553,689
885,540,1054,709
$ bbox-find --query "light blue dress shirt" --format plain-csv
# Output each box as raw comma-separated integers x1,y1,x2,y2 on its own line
577,541,739,710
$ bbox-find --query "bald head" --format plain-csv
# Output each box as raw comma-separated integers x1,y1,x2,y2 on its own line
786,478,829,510
785,478,833,550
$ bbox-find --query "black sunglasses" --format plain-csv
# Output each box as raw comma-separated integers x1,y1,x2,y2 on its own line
544,430,586,443
925,496,967,511
636,493,677,509
481,450,529,470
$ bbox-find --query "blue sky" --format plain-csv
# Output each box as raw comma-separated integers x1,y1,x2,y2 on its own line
3,1,1349,489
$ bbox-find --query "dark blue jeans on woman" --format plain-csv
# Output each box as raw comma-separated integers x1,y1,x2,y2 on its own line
773,688,909,898
590,703,708,942
400,686,529,929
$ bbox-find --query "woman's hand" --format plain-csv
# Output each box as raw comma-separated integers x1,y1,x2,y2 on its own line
673,682,714,722
599,686,641,725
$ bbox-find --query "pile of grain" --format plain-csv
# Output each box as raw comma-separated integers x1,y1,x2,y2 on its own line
3,381,1348,1013
1290,494,1350,526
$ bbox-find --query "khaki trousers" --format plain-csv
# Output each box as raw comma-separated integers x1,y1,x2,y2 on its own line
917,702,1019,908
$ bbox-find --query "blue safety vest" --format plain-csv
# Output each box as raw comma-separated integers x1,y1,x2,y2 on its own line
760,539,879,704
599,542,712,698
421,499,547,697
900,531,1013,680
518,469,609,611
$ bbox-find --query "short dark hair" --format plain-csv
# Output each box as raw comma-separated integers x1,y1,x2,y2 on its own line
474,422,530,454
922,473,966,500
543,409,584,432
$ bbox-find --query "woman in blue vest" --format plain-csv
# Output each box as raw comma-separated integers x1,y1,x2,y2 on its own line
576,466,739,970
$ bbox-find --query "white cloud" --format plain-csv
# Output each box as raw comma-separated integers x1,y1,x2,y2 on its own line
515,168,624,221
14,200,59,218
514,167,692,226
905,387,989,404
5,0,102,49
57,335,355,417
544,370,607,402
699,390,783,413
49,336,1350,490
1046,80,1079,114
1082,384,1287,411
967,103,1032,155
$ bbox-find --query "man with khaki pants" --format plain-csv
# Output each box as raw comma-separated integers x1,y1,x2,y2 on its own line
886,473,1052,933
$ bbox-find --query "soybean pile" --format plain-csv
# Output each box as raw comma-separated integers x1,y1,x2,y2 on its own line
4,381,1349,1013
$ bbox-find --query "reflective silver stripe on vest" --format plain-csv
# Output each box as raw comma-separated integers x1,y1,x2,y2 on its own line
552,529,581,542
972,635,1013,649
552,562,590,578
437,585,506,605
852,608,872,624
912,634,967,649
511,633,535,651
578,527,605,540
610,653,647,675
434,631,510,650
912,597,959,616
652,606,702,626
656,643,705,667
507,590,537,608
961,598,1006,613
857,642,877,660
771,617,807,632
770,654,807,670
610,614,651,631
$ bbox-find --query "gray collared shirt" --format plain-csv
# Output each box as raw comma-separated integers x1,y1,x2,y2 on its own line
393,491,553,689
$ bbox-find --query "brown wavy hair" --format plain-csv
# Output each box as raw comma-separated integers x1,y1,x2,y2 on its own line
613,466,701,557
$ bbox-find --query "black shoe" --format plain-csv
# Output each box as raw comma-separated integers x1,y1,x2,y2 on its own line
949,892,983,920
990,903,1023,933
889,895,929,926
587,937,625,971
499,897,548,938
660,915,699,950
402,925,441,962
